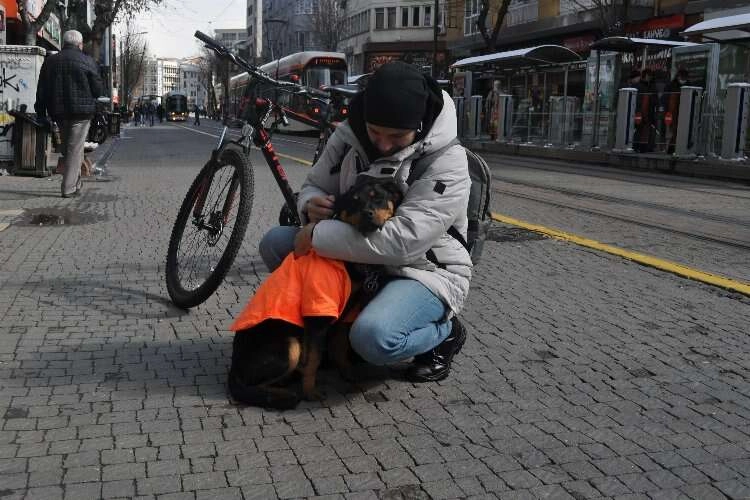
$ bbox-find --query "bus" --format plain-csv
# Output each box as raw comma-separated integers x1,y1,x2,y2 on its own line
225,51,348,133
163,91,188,121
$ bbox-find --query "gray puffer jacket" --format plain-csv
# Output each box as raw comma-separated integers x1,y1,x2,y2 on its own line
297,90,472,315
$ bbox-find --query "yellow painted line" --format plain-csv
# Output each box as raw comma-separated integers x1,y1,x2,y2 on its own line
0,209,23,216
172,123,312,166
0,223,9,232
491,212,750,296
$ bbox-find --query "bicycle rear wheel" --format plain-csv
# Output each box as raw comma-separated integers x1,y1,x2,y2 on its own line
166,145,254,308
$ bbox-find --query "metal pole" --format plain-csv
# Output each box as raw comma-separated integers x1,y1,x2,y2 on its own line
562,65,569,145
592,50,601,149
432,0,439,78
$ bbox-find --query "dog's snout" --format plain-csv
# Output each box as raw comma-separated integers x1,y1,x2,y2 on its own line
364,209,375,220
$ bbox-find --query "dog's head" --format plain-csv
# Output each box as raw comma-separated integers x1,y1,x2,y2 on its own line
334,177,403,234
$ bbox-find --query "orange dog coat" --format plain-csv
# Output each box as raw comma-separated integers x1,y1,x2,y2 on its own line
230,250,352,332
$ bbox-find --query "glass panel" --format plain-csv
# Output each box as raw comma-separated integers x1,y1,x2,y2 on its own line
375,7,384,29
412,6,420,26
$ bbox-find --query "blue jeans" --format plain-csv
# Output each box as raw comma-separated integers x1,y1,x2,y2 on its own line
259,226,451,365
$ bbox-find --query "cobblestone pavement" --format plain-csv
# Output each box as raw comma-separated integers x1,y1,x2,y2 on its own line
0,124,749,499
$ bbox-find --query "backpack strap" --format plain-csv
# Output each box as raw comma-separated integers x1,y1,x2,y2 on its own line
406,137,462,186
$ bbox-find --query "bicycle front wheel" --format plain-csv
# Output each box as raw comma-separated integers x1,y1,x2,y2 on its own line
166,145,254,308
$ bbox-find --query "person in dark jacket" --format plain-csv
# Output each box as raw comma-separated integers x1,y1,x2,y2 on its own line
35,30,103,198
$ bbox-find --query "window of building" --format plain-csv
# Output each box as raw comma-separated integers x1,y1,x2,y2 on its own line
375,7,384,29
387,7,396,29
412,6,420,26
401,7,409,27
464,0,480,35
424,5,432,26
295,0,314,14
297,31,306,50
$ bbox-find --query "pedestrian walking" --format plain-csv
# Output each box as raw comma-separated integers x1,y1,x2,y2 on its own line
259,61,472,382
194,104,201,126
35,30,103,198
157,103,164,123
148,102,155,126
133,105,141,126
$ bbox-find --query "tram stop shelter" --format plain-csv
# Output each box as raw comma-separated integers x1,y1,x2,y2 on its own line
681,13,750,42
584,36,699,150
679,13,750,157
451,45,582,145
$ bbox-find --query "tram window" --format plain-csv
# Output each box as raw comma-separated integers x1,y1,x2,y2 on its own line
305,67,329,88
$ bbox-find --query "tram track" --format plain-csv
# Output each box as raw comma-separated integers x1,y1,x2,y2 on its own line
495,185,750,251
484,152,750,200
493,175,750,228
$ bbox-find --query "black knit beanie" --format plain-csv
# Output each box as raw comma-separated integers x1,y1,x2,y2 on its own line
364,61,429,130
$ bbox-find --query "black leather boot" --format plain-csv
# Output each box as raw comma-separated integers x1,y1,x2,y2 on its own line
406,317,467,382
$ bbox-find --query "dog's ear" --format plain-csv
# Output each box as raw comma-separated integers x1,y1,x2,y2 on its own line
382,181,404,206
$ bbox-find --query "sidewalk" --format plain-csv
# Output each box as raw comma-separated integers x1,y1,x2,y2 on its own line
0,125,749,499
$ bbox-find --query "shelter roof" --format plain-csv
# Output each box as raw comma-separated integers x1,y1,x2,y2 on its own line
451,45,581,69
590,37,699,52
681,13,750,41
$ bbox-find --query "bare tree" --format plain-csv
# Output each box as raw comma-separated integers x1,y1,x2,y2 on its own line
196,46,222,118
476,0,513,52
312,0,346,51
121,22,148,109
16,0,63,46
568,0,629,35
67,0,164,58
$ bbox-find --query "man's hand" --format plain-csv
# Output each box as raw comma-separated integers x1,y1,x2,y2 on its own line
305,195,335,223
294,223,317,257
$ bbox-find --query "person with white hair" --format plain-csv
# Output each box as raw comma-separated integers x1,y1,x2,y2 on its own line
35,30,103,198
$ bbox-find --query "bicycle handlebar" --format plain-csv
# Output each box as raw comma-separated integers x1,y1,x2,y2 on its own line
194,30,313,97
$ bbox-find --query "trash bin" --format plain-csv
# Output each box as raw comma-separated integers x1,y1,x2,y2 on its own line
9,107,52,177
107,112,120,136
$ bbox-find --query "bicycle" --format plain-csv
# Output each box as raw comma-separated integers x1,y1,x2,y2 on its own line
88,97,111,144
166,31,340,309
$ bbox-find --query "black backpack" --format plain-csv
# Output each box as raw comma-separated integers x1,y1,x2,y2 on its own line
406,139,492,264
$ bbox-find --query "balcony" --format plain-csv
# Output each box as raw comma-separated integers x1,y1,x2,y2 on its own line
559,0,653,16
504,0,538,27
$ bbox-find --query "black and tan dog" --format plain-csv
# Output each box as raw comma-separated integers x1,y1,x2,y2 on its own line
229,177,403,410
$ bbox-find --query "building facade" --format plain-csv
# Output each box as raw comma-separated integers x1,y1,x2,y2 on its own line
157,58,180,96
246,0,264,61
260,0,322,62
337,0,448,77
178,61,208,108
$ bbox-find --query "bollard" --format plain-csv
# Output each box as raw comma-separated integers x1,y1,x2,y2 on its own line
466,95,483,139
720,83,750,161
614,88,638,153
496,95,513,143
453,97,465,138
674,86,702,158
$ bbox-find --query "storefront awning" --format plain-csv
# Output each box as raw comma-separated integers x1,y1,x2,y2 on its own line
451,45,581,69
681,13,750,41
590,36,698,52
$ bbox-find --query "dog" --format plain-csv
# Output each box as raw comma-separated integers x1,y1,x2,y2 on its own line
229,177,403,410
